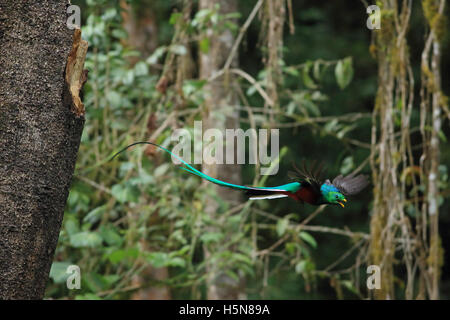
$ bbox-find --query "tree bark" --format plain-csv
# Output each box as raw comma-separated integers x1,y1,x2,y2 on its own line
0,0,86,299
369,0,413,300
120,0,158,60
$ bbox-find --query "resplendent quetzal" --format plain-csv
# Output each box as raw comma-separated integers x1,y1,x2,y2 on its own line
112,142,369,208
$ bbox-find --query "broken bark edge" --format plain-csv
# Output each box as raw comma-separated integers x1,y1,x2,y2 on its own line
65,28,89,117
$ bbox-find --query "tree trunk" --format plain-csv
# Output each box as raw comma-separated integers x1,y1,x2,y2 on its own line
120,0,158,60
0,1,86,299
369,0,413,300
369,0,445,300
199,0,245,300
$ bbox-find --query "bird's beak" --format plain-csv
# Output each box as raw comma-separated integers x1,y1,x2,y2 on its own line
338,199,347,208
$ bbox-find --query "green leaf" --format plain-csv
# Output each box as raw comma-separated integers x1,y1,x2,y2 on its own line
199,38,210,54
324,119,339,133
438,130,447,143
123,70,135,85
111,183,140,204
299,231,317,249
103,274,121,286
301,99,320,117
134,61,148,76
311,90,328,102
232,253,252,265
146,252,168,268
302,62,318,89
107,91,122,109
83,272,110,292
246,85,257,97
342,280,359,295
295,261,307,274
101,8,117,21
225,270,239,282
182,79,206,97
285,242,297,254
284,66,300,77
335,57,353,89
193,9,213,27
70,231,103,248
75,293,101,300
336,124,356,139
200,232,224,244
170,44,187,56
224,12,242,19
111,29,127,39
106,248,140,264
99,225,123,246
167,257,186,268
313,60,322,80
340,156,354,175
111,184,127,203
83,205,107,224
146,46,166,65
154,163,170,178
276,218,289,237
169,12,182,25
65,217,80,236
286,101,297,116
49,262,72,284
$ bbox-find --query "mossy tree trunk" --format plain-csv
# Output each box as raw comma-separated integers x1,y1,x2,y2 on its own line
0,0,86,299
369,0,446,300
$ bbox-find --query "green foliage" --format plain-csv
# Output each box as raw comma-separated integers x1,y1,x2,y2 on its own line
335,58,354,90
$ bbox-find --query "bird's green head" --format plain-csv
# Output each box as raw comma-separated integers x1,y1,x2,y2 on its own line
320,184,347,207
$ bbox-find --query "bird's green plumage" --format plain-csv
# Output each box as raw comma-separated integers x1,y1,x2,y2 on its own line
268,182,301,192
318,184,347,206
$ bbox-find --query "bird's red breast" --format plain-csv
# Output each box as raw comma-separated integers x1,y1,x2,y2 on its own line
291,186,318,204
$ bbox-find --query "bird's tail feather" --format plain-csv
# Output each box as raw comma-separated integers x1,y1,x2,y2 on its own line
111,141,268,192
249,194,288,200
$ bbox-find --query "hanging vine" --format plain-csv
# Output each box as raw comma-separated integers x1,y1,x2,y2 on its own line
369,0,447,300
420,0,447,300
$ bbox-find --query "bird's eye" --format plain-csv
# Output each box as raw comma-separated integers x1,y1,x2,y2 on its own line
335,195,339,199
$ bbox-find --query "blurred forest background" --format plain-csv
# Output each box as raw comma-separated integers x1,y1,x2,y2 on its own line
45,0,450,299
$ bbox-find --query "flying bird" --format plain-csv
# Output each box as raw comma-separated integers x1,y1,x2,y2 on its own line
112,142,369,208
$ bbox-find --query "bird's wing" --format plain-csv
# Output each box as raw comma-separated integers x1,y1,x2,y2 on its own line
289,160,324,195
111,142,301,200
332,173,369,196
